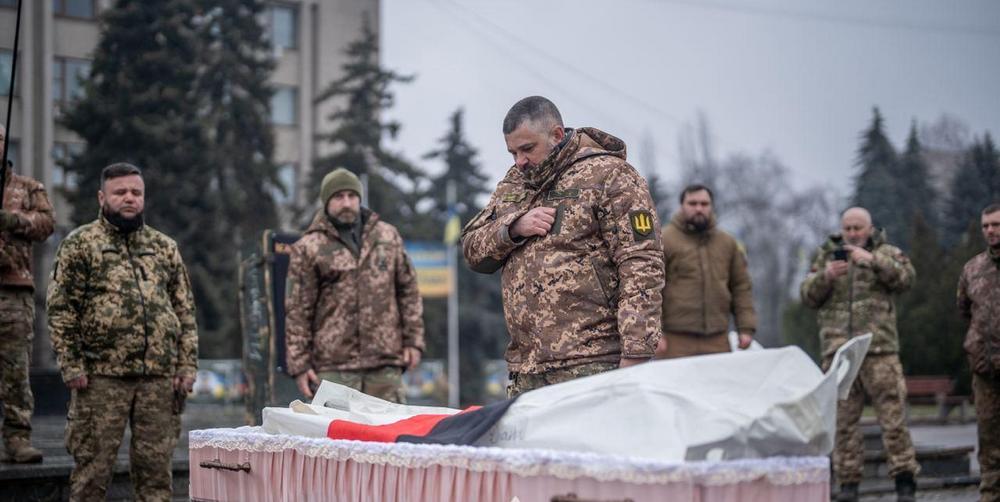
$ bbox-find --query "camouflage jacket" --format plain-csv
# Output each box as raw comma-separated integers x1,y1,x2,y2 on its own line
284,209,424,376
0,164,55,289
661,212,756,336
800,230,914,358
47,214,198,383
462,127,664,374
957,249,1000,376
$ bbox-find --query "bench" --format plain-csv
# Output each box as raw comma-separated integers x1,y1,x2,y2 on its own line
904,376,969,423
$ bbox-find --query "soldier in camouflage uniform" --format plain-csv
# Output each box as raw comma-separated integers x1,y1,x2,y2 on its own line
462,96,664,398
48,163,197,502
800,207,919,502
957,203,1000,502
285,168,424,403
0,124,54,464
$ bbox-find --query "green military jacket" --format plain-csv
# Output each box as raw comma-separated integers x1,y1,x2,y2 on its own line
47,214,198,383
800,229,914,358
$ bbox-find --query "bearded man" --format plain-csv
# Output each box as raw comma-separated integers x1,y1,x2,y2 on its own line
656,184,756,359
48,162,198,501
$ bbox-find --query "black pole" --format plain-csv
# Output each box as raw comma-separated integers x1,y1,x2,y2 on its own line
2,0,24,207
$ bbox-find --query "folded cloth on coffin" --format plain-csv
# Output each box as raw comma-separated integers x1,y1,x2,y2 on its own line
262,335,870,463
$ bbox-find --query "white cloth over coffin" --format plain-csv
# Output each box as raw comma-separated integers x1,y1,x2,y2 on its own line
261,335,870,463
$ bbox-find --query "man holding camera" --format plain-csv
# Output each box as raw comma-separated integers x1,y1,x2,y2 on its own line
800,207,918,502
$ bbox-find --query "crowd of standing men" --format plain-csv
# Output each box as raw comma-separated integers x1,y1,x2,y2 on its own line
0,93,996,502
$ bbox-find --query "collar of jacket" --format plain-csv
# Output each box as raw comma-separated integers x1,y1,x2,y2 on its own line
989,246,1000,268
306,206,377,241
522,127,627,190
96,209,145,238
669,210,717,236
823,227,888,251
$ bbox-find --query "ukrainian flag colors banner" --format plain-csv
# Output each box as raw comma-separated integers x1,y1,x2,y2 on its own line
405,241,450,298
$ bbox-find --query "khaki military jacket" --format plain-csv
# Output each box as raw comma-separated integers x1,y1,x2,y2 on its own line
800,230,914,358
462,127,664,374
661,212,756,336
0,164,55,289
47,214,198,383
957,249,1000,376
285,209,424,376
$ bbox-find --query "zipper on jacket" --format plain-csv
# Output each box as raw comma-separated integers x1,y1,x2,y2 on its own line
847,264,854,337
125,235,151,375
699,240,707,334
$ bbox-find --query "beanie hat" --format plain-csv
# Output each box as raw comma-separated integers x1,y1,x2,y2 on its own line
320,168,363,204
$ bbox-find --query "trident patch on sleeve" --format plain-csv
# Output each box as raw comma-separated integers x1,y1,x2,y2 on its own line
629,210,655,240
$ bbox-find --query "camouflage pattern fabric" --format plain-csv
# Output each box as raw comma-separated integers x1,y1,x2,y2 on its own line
958,250,1000,501
65,376,180,502
506,361,618,398
285,208,424,376
801,229,915,359
660,212,756,337
659,332,730,359
0,165,55,288
957,250,1000,376
822,353,919,484
973,373,1000,502
462,127,664,375
0,289,34,445
317,366,405,404
47,214,198,383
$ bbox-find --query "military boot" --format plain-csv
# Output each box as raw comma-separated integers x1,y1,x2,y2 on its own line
3,437,43,464
836,482,859,502
894,471,916,502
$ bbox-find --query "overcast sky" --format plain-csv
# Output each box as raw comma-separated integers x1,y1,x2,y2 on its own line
381,0,1000,198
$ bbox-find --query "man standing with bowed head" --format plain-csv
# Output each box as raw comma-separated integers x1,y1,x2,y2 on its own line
800,207,918,502
656,184,756,359
0,124,55,464
462,96,665,397
285,168,424,403
48,163,198,501
957,203,1000,502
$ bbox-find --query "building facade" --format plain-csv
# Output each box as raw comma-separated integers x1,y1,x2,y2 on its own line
0,0,380,368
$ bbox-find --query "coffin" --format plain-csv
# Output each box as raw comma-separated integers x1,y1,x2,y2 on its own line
189,427,830,502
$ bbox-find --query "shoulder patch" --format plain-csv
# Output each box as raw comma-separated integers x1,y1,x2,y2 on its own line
629,210,655,240
501,192,527,203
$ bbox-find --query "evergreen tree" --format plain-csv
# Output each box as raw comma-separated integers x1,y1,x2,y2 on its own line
61,0,280,357
945,134,1000,245
423,108,490,234
852,108,902,239
894,122,939,249
189,0,281,354
310,16,423,236
424,109,505,404
61,0,224,350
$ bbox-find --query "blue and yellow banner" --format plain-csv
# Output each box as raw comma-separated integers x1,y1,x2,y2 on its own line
405,241,451,298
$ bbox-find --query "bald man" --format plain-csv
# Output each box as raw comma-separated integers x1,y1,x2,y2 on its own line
800,207,919,502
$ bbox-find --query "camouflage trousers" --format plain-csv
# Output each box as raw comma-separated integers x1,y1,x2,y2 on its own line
657,332,730,359
318,366,405,403
0,288,34,446
974,373,1000,502
823,353,919,484
66,376,180,502
507,361,618,398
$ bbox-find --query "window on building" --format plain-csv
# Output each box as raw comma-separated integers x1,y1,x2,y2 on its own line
52,57,91,104
270,86,297,126
267,3,298,51
53,0,96,19
0,50,13,96
4,140,19,169
51,142,84,189
273,163,297,205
